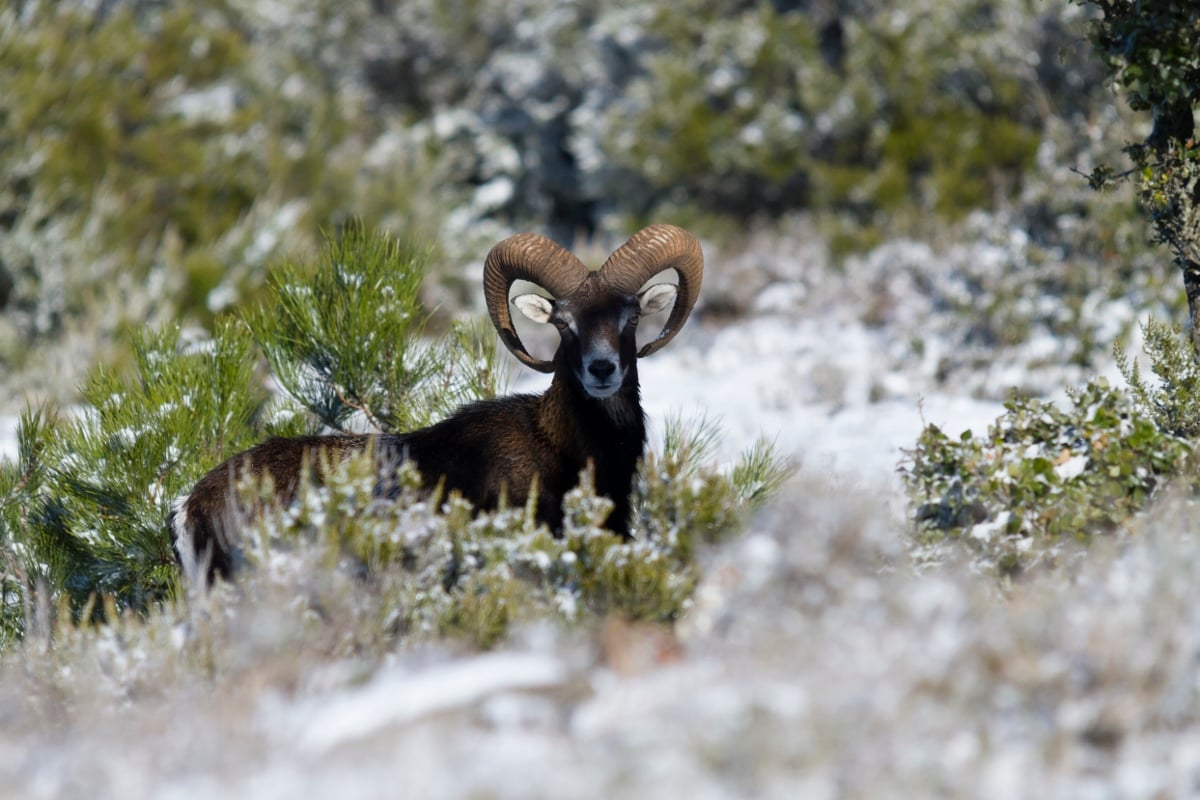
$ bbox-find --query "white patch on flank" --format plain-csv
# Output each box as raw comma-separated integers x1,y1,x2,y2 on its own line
170,497,200,589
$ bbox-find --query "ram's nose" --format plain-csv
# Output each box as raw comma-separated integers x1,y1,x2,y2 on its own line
587,359,617,380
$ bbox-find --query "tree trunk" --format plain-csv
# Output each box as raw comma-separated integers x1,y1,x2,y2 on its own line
1186,257,1200,356
1148,97,1200,355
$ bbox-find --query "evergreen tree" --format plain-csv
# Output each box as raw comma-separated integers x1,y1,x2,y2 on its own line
1076,0,1200,347
0,225,501,637
247,228,502,434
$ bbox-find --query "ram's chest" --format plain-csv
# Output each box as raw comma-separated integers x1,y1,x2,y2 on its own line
578,424,643,479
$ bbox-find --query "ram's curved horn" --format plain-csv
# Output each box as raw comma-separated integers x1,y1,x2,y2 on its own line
598,224,704,357
483,233,590,372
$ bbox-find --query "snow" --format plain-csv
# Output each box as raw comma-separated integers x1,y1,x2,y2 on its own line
165,84,238,125
2,305,1007,486
4,229,1181,799
275,652,568,754
512,311,1006,492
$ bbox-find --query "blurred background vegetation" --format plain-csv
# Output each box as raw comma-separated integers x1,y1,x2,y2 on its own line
2,0,1198,605
0,0,1173,411
1,8,1200,784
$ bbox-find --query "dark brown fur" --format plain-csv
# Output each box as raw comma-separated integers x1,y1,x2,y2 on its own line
170,308,647,585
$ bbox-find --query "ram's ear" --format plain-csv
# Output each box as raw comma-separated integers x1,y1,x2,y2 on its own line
512,293,555,324
638,283,677,315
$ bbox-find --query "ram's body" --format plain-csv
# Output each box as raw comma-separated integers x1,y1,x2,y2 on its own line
170,224,702,586
172,371,646,582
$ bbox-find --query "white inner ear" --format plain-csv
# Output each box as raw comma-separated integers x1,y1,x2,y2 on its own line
638,283,677,315
513,293,555,324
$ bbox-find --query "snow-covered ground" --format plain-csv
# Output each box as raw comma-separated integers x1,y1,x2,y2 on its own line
642,315,1006,484
10,227,1193,799
512,311,1008,491
1,309,1006,486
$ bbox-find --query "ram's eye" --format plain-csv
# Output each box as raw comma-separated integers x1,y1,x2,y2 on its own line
627,314,641,327
552,319,569,331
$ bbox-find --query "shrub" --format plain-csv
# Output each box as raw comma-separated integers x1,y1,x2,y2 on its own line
597,0,1076,222
0,320,274,642
0,1,453,405
1117,318,1200,438
360,0,1109,233
900,0,1200,580
902,379,1190,577
230,416,789,651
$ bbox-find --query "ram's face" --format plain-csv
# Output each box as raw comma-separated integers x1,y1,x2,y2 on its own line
557,293,640,398
513,279,678,399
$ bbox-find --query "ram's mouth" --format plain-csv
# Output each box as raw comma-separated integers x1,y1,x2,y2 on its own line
581,374,623,398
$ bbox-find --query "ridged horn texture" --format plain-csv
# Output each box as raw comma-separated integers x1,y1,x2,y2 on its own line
484,233,590,372
484,224,704,369
599,224,704,357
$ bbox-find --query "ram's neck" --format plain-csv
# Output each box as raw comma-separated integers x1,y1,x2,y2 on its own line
540,370,645,447
599,360,643,430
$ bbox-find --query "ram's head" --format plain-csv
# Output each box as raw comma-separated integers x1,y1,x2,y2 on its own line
483,225,703,397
